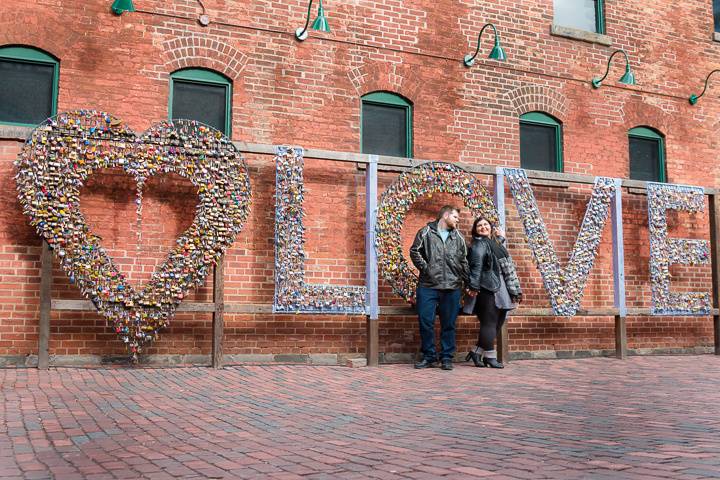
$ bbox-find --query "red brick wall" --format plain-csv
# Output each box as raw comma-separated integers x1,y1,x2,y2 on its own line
0,0,718,360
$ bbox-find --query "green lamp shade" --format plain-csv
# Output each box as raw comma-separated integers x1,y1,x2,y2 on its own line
311,1,330,32
619,66,635,86
489,41,506,61
111,0,135,15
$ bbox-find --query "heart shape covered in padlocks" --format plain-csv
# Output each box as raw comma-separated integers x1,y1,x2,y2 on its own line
15,111,251,358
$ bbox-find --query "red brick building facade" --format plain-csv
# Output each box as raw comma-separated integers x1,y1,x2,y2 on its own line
1,0,718,365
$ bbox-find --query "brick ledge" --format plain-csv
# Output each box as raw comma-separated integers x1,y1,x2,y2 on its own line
0,125,33,141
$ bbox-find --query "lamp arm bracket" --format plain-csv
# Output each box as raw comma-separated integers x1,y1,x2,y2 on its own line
297,0,315,38
467,23,498,64
596,49,627,84
695,69,720,102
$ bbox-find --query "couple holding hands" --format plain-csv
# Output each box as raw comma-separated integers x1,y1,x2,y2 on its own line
410,205,523,371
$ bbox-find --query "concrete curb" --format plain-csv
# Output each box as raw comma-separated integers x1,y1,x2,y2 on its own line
0,347,714,368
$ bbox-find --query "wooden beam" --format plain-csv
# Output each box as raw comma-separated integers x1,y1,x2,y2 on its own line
212,258,225,369
46,299,720,318
497,322,509,364
224,304,273,314
38,242,52,370
709,194,720,355
615,315,627,359
232,142,719,193
51,299,218,312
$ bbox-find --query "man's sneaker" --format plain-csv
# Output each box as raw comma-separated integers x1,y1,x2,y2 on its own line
441,359,454,370
414,359,438,369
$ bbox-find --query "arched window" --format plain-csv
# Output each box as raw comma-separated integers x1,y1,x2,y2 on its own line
170,68,232,135
0,46,59,126
520,112,563,172
361,91,412,158
628,126,666,182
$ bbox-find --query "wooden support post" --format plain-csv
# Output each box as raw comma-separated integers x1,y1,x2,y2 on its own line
615,315,627,359
709,194,720,355
497,323,509,364
211,258,225,368
365,155,380,367
367,320,379,367
38,241,52,370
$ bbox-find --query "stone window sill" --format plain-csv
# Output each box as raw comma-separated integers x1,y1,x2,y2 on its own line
0,125,33,141
714,31,720,42
550,24,612,46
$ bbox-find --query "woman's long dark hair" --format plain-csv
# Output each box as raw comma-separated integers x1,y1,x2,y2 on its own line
472,216,508,258
471,216,496,239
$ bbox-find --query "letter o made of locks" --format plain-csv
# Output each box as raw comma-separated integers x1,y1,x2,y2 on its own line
375,162,498,301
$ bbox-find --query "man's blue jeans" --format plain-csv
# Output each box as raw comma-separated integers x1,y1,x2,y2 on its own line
416,286,461,361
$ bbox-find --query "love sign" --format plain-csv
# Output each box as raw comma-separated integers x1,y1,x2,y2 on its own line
15,111,251,358
15,111,713,359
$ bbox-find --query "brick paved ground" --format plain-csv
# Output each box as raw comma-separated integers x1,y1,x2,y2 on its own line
2,356,720,479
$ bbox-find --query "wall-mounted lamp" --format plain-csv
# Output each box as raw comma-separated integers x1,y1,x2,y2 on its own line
295,0,330,41
591,49,636,89
463,23,506,67
688,69,720,105
111,0,135,15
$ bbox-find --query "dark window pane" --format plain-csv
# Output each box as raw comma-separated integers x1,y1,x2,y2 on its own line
554,0,597,32
714,0,720,33
520,123,558,171
362,102,408,157
0,60,54,125
629,136,661,181
172,80,227,133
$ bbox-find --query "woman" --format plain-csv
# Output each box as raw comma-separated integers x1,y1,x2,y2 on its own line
463,217,522,368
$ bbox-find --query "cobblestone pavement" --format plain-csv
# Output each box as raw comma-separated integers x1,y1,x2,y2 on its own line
2,356,720,479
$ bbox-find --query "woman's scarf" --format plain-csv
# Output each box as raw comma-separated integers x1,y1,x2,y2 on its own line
473,235,508,261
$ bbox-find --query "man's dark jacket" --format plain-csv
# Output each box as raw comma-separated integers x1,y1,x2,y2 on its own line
409,221,469,290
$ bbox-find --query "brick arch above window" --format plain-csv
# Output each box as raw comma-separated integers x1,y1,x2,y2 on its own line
622,102,671,137
505,85,568,121
348,63,422,103
159,36,248,81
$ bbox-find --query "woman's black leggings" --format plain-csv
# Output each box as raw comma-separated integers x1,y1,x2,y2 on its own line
474,290,508,350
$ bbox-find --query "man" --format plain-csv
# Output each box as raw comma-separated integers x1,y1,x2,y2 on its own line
409,205,469,371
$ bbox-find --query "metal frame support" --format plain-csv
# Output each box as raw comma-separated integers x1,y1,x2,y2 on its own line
493,168,510,364
611,179,627,317
494,167,506,231
365,155,380,366
611,179,627,359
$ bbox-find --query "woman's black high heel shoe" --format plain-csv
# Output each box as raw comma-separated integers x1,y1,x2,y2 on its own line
465,351,484,367
482,357,504,369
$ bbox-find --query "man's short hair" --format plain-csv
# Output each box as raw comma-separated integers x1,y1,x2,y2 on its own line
437,205,460,220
